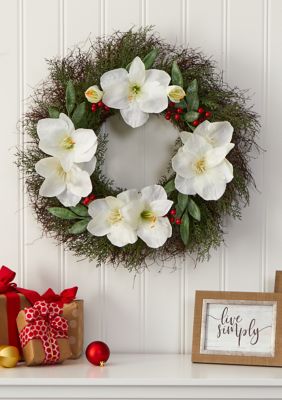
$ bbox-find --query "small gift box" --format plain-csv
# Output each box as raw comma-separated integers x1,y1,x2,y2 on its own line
17,300,72,366
0,266,40,353
41,288,83,359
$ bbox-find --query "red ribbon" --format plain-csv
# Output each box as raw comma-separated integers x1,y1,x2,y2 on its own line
0,266,41,350
41,286,78,306
19,301,69,364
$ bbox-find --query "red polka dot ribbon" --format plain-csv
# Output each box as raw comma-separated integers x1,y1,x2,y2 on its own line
19,300,69,364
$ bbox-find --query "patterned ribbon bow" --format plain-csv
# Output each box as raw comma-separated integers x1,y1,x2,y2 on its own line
19,300,68,364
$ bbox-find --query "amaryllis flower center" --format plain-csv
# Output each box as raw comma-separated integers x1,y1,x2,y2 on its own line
128,84,142,101
141,210,157,224
61,136,75,150
108,208,123,224
193,157,207,175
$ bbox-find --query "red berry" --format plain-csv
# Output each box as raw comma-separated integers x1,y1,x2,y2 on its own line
192,120,199,127
170,209,176,216
175,218,182,225
199,117,205,123
89,194,96,201
91,104,97,112
83,197,90,206
97,101,104,108
174,113,181,121
104,105,110,111
165,112,171,120
205,111,212,118
198,107,205,114
176,108,183,114
169,101,175,107
170,217,175,223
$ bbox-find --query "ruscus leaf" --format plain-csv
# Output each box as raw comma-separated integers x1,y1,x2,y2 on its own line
65,80,76,115
184,111,199,123
48,207,78,220
164,179,175,194
187,198,201,221
143,49,158,69
186,79,199,111
70,204,89,217
171,61,183,87
177,192,189,214
72,102,86,126
180,211,190,246
68,218,90,234
48,107,60,118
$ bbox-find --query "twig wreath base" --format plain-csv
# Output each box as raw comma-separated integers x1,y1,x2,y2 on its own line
18,28,259,272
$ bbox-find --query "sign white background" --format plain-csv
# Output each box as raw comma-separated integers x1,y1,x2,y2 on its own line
1,0,281,354
201,300,276,356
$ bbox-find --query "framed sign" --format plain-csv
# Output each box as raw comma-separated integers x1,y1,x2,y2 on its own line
192,291,282,366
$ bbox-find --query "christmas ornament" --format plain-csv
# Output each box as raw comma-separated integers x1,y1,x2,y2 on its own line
86,341,110,366
0,345,20,368
18,28,259,272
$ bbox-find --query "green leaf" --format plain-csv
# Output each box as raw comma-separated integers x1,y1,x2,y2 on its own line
48,107,60,118
180,211,190,246
187,198,201,221
184,111,199,123
65,80,76,115
70,204,89,217
72,102,86,126
143,49,158,69
164,179,175,194
176,100,187,109
48,207,78,220
68,218,90,234
177,192,189,214
171,61,183,87
186,79,199,111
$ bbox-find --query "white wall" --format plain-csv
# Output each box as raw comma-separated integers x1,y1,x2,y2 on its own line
1,0,281,353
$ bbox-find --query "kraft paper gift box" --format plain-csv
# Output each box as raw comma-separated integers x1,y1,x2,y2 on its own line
41,287,84,359
17,300,72,366
0,265,40,354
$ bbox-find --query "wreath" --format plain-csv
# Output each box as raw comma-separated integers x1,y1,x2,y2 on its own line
18,28,259,272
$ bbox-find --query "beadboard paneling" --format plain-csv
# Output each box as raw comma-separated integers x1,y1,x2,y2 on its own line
0,0,278,353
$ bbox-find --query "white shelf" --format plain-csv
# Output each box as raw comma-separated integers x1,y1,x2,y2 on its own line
1,354,282,399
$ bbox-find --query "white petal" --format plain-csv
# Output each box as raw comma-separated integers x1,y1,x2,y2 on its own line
59,113,75,133
217,159,234,183
117,189,140,203
122,199,144,229
100,68,128,91
72,129,97,163
57,189,81,207
37,117,67,142
171,147,196,179
141,184,168,203
39,174,65,197
102,82,130,110
105,196,124,210
35,157,61,178
78,155,97,175
179,131,193,144
182,133,212,154
206,143,234,168
67,165,92,197
145,69,171,87
120,103,149,128
88,198,109,218
150,199,173,217
107,222,138,247
195,120,234,147
128,57,145,85
58,152,75,173
193,168,227,200
138,82,168,113
175,174,196,195
87,215,111,237
137,217,172,248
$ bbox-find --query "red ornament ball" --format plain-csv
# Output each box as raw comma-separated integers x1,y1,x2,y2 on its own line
86,341,110,366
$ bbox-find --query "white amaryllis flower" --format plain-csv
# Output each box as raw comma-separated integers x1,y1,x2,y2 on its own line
35,156,95,207
100,56,171,128
136,185,173,248
85,85,104,103
172,129,234,201
167,85,185,103
37,113,97,172
192,120,234,148
87,190,141,247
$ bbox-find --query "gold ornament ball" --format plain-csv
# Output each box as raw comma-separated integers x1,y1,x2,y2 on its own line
0,345,20,368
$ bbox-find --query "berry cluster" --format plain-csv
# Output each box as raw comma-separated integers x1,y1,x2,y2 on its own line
82,194,96,206
165,102,184,121
168,209,182,225
192,107,212,127
91,101,110,113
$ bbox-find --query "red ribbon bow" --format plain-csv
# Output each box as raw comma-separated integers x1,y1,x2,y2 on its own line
19,300,69,364
41,286,78,305
0,266,16,293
